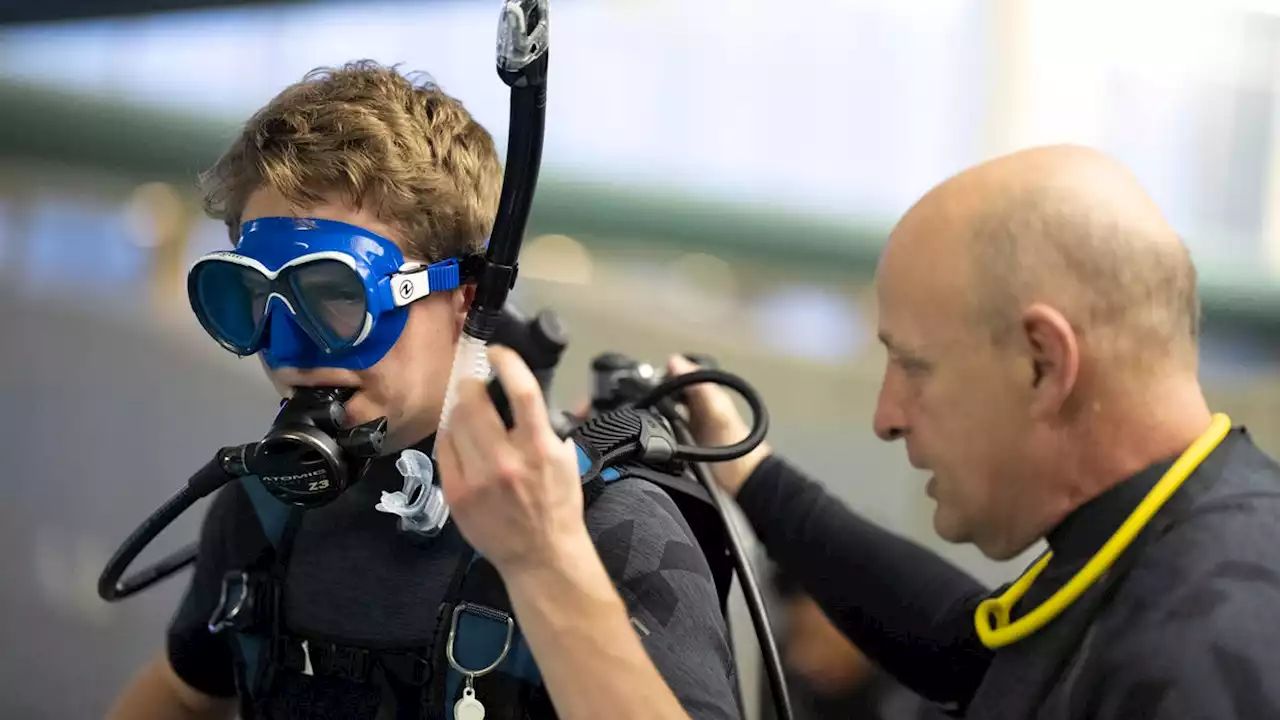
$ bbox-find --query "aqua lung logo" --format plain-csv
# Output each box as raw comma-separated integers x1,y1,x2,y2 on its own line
399,279,414,299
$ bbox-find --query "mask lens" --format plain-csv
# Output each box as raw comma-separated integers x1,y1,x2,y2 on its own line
193,261,271,352
289,259,368,348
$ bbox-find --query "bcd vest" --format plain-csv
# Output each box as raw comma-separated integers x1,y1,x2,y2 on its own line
205,407,734,720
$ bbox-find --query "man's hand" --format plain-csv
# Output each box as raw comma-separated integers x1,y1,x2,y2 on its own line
436,345,590,577
666,355,773,496
437,346,695,720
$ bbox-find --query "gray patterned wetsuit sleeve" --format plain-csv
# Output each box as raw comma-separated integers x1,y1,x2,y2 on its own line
585,477,742,720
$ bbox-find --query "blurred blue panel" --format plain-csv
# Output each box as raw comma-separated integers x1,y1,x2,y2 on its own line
25,194,148,294
749,284,868,363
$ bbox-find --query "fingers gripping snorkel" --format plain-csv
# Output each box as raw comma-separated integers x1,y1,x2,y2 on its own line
438,0,549,436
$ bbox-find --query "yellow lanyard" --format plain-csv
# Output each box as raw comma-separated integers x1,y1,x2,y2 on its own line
974,413,1232,649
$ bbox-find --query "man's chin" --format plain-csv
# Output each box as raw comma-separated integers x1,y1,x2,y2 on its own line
932,506,970,545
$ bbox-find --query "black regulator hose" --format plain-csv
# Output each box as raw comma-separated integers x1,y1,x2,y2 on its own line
98,454,237,601
634,368,770,462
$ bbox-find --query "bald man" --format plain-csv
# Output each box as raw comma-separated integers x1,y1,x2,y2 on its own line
670,145,1280,719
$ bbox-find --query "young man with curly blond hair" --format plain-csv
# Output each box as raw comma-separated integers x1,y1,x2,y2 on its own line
107,61,739,720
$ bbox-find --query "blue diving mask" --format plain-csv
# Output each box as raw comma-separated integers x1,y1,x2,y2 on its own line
188,217,476,370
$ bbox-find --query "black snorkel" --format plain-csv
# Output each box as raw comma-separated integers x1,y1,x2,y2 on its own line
439,0,549,431
469,0,548,339
97,0,551,602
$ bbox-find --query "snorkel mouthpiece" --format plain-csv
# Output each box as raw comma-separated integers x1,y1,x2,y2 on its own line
248,387,387,507
375,447,451,537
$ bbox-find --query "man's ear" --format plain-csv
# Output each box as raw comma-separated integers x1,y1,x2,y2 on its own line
1020,303,1079,418
452,284,476,332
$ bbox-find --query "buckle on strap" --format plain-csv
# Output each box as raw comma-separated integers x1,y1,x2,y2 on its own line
209,571,262,634
319,643,372,681
379,651,433,686
284,637,373,682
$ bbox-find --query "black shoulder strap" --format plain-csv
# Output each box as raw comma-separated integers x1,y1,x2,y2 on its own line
574,406,733,610
217,475,306,717
622,464,734,611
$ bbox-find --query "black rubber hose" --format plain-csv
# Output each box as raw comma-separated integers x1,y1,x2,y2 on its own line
98,486,200,601
667,413,794,720
98,456,234,601
633,368,769,463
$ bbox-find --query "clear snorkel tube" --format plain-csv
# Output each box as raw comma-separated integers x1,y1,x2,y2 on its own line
438,0,549,436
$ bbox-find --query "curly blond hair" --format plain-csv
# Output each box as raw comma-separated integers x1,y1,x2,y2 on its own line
199,60,502,261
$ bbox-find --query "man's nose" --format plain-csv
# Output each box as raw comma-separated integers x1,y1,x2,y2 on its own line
873,374,906,442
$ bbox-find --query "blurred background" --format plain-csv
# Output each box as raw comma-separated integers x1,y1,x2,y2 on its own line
2,0,1279,718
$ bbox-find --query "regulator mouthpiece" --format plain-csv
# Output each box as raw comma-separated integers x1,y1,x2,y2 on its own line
244,387,387,507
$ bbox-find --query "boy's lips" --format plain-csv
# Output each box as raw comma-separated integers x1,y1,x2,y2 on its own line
283,383,360,399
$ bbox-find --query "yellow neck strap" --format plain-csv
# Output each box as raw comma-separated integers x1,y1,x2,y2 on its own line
974,413,1232,649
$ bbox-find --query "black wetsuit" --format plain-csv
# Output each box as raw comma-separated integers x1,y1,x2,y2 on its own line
738,427,1280,719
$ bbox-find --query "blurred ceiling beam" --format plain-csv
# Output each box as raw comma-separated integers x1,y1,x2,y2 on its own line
0,77,884,280
0,0,311,26
0,76,1277,337
0,79,232,183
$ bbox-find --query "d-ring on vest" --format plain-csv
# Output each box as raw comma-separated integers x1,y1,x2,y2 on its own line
435,441,618,720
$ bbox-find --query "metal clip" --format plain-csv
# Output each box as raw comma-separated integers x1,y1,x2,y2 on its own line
446,602,515,677
207,571,253,634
